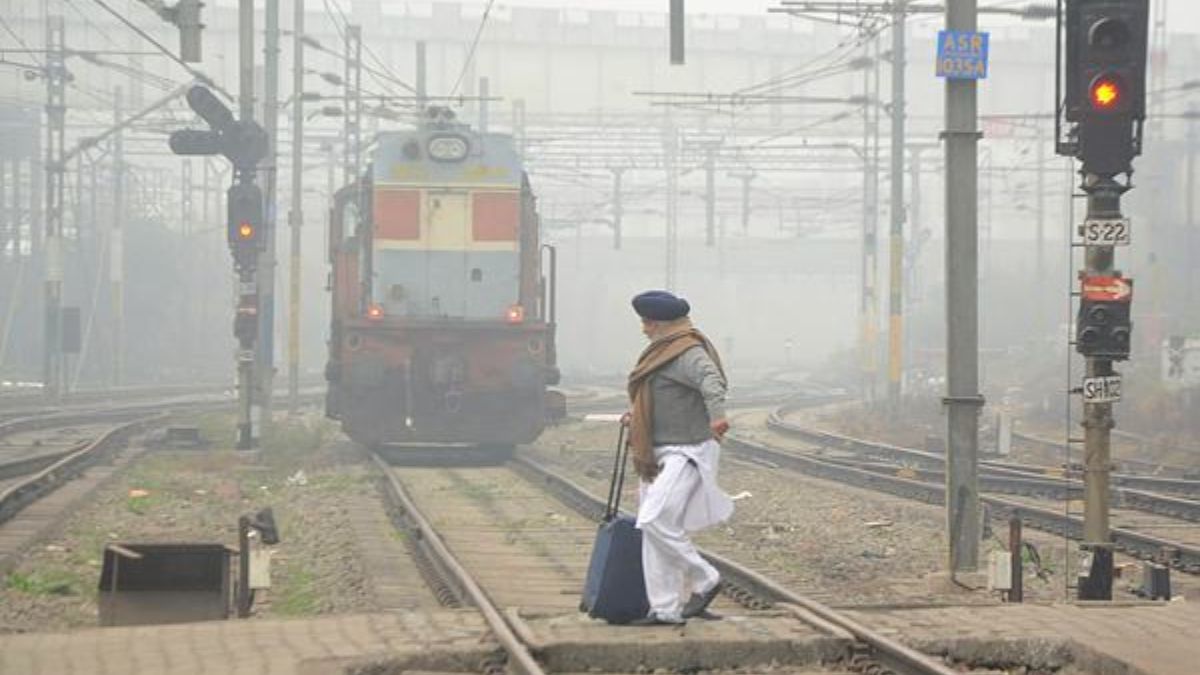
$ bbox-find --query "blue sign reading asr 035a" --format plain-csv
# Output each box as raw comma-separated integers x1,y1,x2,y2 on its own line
936,30,989,80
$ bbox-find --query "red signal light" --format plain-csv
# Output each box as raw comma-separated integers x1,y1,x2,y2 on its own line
238,222,255,239
1090,76,1121,110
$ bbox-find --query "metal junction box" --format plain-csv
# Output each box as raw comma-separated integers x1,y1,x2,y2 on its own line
98,543,232,626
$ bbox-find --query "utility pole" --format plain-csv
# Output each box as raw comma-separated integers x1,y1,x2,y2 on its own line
861,37,880,403
238,0,259,447
112,87,125,387
416,41,428,113
663,119,678,291
479,77,490,132
942,0,982,574
611,167,623,250
288,0,304,415
258,0,280,430
343,25,363,185
704,148,716,247
1188,105,1196,325
1036,124,1047,329
43,15,66,401
886,0,907,411
728,170,755,235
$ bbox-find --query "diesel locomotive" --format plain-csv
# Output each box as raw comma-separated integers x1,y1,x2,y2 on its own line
325,107,561,448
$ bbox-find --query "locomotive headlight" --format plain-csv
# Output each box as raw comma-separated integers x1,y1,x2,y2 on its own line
427,135,468,162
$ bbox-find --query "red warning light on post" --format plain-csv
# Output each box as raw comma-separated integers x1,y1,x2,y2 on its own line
1090,76,1121,110
1081,275,1133,302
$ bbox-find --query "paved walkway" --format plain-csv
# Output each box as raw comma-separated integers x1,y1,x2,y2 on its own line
0,611,494,675
847,601,1200,675
3,602,1196,674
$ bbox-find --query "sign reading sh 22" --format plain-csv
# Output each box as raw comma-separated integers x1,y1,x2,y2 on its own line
936,31,990,80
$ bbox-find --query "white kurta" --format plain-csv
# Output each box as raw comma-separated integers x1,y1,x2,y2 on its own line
636,439,733,619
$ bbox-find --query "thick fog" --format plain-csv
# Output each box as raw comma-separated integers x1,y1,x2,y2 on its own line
0,0,1197,406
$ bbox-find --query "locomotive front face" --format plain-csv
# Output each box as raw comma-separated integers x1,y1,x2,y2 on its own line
326,122,558,447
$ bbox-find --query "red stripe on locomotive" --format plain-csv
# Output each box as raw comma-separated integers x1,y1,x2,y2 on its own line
471,191,520,241
374,189,421,240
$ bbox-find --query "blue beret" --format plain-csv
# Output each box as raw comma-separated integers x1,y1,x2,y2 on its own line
632,290,690,321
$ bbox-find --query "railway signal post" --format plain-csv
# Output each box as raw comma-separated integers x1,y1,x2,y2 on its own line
169,85,268,450
1058,0,1149,600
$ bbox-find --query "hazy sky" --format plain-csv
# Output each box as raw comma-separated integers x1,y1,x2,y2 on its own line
426,0,1199,35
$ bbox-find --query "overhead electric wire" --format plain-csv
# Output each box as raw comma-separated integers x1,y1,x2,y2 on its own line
323,0,416,95
87,0,231,99
63,0,122,48
0,13,43,67
450,0,497,97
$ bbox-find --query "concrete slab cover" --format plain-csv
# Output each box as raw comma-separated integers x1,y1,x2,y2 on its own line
846,601,1200,675
514,609,850,673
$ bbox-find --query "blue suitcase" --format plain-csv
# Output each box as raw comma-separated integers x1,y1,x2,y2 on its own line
580,425,650,624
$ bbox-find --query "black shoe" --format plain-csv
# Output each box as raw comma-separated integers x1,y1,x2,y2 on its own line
627,613,686,626
682,580,723,618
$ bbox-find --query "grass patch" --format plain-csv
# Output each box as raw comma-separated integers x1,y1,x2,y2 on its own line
273,564,319,616
5,569,83,596
259,417,335,467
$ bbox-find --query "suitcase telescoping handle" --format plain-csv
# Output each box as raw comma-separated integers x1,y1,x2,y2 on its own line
604,423,630,521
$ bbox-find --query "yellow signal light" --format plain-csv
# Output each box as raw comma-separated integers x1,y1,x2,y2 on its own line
238,222,255,239
1090,77,1121,110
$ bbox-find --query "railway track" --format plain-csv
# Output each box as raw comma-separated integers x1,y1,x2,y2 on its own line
743,406,1200,574
0,414,163,573
0,390,324,575
370,448,963,675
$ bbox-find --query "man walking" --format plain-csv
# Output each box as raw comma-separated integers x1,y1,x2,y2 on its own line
625,290,733,626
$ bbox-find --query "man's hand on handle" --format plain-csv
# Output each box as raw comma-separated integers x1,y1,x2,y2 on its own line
710,418,729,441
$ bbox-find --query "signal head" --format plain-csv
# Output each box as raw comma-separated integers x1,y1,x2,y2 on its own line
186,85,235,132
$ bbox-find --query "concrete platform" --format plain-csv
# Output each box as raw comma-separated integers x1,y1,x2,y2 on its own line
4,601,1195,674
846,600,1200,675
0,611,496,675
509,609,849,673
0,608,851,675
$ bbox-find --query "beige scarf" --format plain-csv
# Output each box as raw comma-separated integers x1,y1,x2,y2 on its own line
626,318,725,481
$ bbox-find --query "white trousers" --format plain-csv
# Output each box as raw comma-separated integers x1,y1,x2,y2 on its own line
638,453,721,619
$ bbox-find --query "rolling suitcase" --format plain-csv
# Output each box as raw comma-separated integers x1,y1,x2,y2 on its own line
580,424,650,624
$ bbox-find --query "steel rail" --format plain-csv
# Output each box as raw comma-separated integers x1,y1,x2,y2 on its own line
0,414,164,526
370,454,547,675
728,433,1200,574
767,411,1200,521
511,454,959,675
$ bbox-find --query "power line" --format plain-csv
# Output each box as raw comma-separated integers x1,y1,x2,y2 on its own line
0,14,43,67
317,0,416,95
63,0,122,48
450,0,496,98
87,0,231,99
